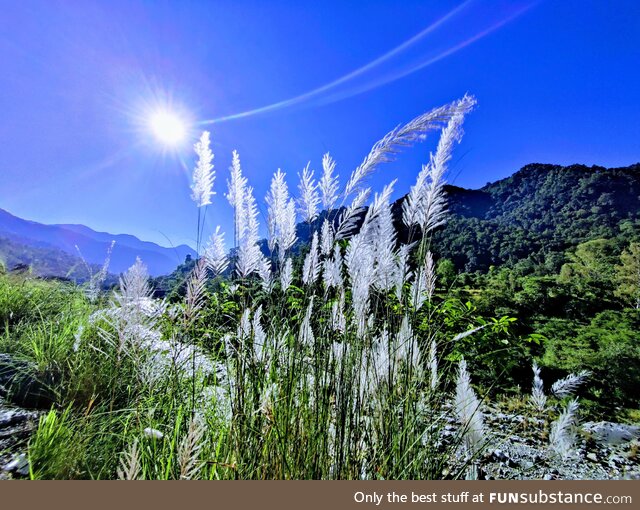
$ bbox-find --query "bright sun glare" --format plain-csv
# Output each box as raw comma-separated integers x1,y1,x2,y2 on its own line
149,110,187,145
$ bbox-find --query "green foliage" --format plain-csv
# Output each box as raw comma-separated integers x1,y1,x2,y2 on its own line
541,310,640,410
615,242,640,308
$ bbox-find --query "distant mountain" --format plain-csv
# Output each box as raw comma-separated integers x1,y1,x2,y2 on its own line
294,162,640,273
0,208,196,276
427,163,640,272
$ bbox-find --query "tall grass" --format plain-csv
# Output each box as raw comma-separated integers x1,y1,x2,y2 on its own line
2,96,585,479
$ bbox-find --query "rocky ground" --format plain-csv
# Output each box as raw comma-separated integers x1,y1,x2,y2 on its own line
0,397,40,479
441,401,640,480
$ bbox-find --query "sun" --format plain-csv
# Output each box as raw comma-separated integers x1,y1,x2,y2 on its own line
149,110,187,146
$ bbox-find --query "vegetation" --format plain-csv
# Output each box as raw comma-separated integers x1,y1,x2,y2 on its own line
1,97,638,479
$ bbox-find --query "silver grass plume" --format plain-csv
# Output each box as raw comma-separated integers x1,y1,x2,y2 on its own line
191,131,215,207
320,218,334,256
299,298,315,349
344,95,476,197
394,243,415,302
184,257,208,325
266,169,297,259
395,315,421,375
369,181,399,292
86,240,115,301
335,187,371,240
452,324,488,342
238,308,252,341
551,370,591,398
411,251,436,310
114,256,152,309
302,231,320,285
204,226,229,275
252,305,266,362
531,362,547,411
297,162,320,223
428,338,438,390
225,150,247,243
177,416,205,480
117,439,141,480
236,186,263,278
258,257,274,292
345,232,375,337
454,358,485,460
319,152,339,210
323,244,344,290
280,257,293,292
549,398,580,459
403,97,475,233
331,291,346,333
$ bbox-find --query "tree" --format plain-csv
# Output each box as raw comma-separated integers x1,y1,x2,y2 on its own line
615,242,640,309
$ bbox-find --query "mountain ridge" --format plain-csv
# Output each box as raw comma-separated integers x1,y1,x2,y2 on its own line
0,208,196,276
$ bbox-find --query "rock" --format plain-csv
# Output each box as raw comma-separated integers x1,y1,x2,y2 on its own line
520,460,535,470
2,453,29,476
583,422,640,446
586,452,598,462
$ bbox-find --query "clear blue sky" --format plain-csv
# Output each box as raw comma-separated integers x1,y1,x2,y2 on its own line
1,0,638,249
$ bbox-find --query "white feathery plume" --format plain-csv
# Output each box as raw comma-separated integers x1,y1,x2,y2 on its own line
204,226,229,275
280,257,293,292
191,131,215,207
369,182,399,292
281,199,298,255
451,324,488,342
319,152,339,210
323,244,344,290
344,95,476,197
551,370,591,398
359,180,396,237
266,169,287,252
531,362,547,411
320,218,334,256
184,258,208,325
454,358,485,461
86,240,115,301
299,298,315,349
335,187,371,240
177,416,205,480
394,243,414,302
395,316,421,374
236,186,263,278
257,257,274,293
345,233,375,337
239,308,252,340
331,291,346,333
297,162,320,223
549,398,580,459
225,150,247,243
411,251,436,310
252,305,266,362
302,231,320,286
428,338,438,390
266,169,297,258
402,108,468,234
117,440,141,480
114,256,152,309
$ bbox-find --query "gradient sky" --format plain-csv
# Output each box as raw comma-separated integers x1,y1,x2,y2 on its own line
0,0,638,249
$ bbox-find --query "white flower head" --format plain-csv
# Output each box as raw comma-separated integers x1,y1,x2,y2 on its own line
191,131,215,207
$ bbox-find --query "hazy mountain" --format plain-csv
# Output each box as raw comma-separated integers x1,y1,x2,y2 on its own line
0,208,196,276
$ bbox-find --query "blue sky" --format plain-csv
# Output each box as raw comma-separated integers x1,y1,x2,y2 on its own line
0,0,638,249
